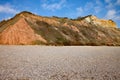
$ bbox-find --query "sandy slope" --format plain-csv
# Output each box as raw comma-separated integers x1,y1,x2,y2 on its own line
0,46,120,80
0,18,46,45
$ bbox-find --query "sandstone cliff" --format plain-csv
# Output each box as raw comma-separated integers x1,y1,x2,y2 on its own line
0,11,120,46
83,15,117,28
0,18,46,45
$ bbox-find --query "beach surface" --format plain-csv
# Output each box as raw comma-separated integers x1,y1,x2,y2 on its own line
0,46,120,80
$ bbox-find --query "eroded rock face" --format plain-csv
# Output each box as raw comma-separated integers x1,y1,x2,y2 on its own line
0,18,46,45
0,11,120,45
84,15,117,28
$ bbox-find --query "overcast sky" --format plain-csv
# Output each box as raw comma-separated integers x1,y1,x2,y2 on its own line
0,0,120,27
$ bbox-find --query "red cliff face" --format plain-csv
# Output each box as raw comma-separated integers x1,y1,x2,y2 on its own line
0,18,46,45
0,11,120,46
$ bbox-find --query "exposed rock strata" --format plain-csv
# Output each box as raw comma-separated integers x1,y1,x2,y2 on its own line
0,18,46,45
0,11,120,45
